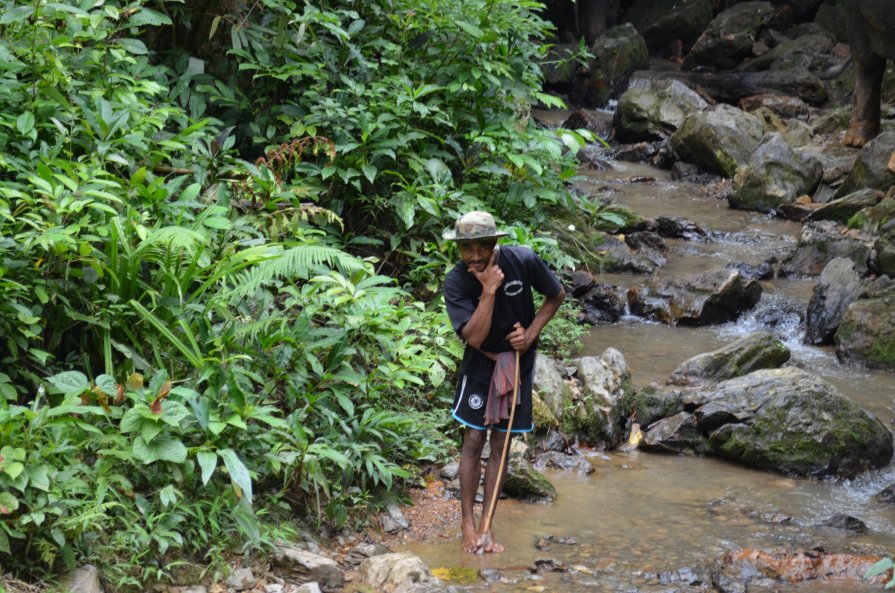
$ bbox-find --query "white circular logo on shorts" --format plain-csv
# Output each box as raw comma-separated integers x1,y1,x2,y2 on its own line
504,280,523,296
468,394,484,409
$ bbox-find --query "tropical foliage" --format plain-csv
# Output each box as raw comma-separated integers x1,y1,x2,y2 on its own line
0,0,598,583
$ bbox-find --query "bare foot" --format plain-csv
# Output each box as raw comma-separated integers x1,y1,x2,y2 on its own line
481,530,504,553
888,150,895,173
461,521,481,553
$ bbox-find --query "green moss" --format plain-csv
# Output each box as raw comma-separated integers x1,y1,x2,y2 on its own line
715,149,738,178
868,336,895,368
846,211,867,230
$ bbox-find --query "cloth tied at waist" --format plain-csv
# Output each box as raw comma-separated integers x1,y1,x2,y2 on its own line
484,350,519,426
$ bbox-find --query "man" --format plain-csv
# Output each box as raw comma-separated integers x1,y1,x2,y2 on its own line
443,211,565,553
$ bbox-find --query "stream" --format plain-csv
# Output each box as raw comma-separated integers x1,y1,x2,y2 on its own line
396,111,895,592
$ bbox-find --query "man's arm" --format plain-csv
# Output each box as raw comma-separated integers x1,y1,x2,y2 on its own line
460,247,504,349
506,287,565,352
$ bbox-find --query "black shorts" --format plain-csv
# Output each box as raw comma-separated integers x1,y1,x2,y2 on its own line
451,372,534,433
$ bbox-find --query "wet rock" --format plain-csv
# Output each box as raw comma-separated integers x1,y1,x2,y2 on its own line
611,140,666,164
632,385,686,428
504,459,556,503
345,542,392,566
63,565,103,593
669,330,791,386
580,283,628,325
690,367,893,478
625,231,666,251
655,565,708,585
540,43,581,88
835,293,895,371
818,513,868,533
726,261,774,281
640,412,711,455
532,450,593,475
874,483,895,504
626,269,762,326
613,79,709,142
805,257,864,345
872,218,895,277
852,198,895,235
724,548,886,582
381,502,410,533
654,216,711,241
598,233,662,274
563,348,632,448
439,461,459,481
570,269,596,298
729,132,823,213
806,188,885,223
295,584,323,593
533,558,566,572
671,161,724,184
530,429,570,453
738,33,835,74
779,220,872,277
623,0,713,55
561,109,612,138
835,131,895,198
273,543,344,592
356,553,439,593
670,104,765,178
572,23,649,108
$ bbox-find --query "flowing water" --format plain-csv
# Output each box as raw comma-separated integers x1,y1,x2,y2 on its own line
396,113,895,592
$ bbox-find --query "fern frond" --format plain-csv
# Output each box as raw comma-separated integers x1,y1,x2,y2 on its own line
232,314,289,342
134,226,207,261
223,245,365,300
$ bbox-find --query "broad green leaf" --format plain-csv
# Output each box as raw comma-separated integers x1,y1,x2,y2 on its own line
196,451,217,485
16,112,35,134
0,492,19,514
46,371,89,397
95,374,117,397
28,465,50,491
219,448,252,503
132,435,187,464
202,216,232,230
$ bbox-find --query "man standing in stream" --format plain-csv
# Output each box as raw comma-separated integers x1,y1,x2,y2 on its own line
442,211,565,553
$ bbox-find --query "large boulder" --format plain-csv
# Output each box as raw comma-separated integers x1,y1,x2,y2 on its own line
836,291,895,371
779,220,872,277
357,553,443,593
806,189,885,224
729,132,823,212
614,79,709,142
835,132,895,198
670,104,765,177
738,33,835,74
572,23,649,108
534,353,570,422
640,411,711,455
682,2,776,72
626,269,762,325
805,257,865,345
562,348,632,448
669,331,791,386
504,459,557,503
623,0,713,55
689,367,892,478
273,544,345,592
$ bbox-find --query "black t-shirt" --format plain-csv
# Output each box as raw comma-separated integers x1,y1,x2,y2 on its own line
443,245,563,384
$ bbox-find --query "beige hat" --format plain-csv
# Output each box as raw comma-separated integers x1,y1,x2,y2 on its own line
443,211,509,241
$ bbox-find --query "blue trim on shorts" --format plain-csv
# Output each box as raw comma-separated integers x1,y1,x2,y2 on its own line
452,411,534,433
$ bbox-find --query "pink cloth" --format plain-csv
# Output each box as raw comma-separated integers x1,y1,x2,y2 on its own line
484,351,519,426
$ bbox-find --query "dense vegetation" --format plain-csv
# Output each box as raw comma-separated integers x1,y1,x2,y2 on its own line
0,0,612,585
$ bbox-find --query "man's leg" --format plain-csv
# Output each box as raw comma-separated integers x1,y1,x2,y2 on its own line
459,427,487,552
479,428,511,553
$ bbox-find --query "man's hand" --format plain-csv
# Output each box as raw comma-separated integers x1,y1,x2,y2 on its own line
506,321,532,353
469,246,503,295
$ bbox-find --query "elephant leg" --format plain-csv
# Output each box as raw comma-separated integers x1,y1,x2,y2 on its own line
845,53,885,147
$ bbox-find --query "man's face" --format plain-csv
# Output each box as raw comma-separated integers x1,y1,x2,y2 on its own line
458,239,497,273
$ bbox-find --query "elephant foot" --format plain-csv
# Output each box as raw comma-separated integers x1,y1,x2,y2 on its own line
888,151,895,173
844,121,880,148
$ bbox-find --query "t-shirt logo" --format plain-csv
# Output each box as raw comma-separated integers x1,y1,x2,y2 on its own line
504,280,523,296
468,394,484,409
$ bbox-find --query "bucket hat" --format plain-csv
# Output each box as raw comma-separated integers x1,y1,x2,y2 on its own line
443,211,509,241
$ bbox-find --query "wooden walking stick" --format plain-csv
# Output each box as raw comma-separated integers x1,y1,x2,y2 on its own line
477,349,520,554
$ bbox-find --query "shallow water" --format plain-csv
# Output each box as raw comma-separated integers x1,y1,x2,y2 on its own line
397,134,895,592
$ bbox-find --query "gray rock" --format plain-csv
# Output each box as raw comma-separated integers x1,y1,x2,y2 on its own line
730,132,823,213
835,293,895,371
264,585,285,593
670,104,765,177
624,0,713,54
439,461,459,481
357,552,439,593
62,566,103,593
836,131,895,198
273,544,344,592
225,568,255,591
614,79,709,142
381,502,410,533
682,2,776,71
580,283,628,324
572,23,649,108
818,513,868,533
627,268,762,326
670,331,790,386
779,220,872,277
504,458,557,502
534,354,569,421
295,585,323,593
632,385,686,428
563,348,631,448
807,189,884,223
640,412,711,455
873,219,895,276
692,367,893,478
805,257,865,345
